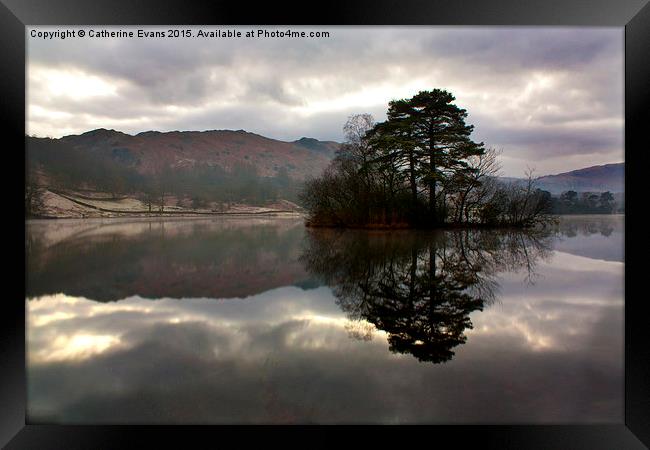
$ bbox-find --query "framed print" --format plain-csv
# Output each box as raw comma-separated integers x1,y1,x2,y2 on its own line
3,0,649,447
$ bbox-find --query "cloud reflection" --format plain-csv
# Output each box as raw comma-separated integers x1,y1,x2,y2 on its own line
26,216,623,423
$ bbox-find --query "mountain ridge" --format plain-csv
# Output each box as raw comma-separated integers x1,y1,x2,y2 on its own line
34,127,623,193
54,128,340,179
502,162,624,194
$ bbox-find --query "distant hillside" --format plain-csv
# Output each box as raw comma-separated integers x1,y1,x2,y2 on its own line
292,137,339,159
502,163,624,194
41,129,622,193
27,128,624,220
26,129,342,216
56,128,340,180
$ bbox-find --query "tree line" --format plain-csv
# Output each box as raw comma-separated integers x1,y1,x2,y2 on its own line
300,89,553,229
549,190,622,214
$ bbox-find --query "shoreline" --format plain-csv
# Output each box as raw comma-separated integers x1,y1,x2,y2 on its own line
27,211,304,220
305,223,539,231
303,214,623,231
29,188,305,220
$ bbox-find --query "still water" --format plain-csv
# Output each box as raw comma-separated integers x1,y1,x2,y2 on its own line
26,215,624,424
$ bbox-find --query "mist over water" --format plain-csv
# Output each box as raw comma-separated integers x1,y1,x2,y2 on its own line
26,215,623,424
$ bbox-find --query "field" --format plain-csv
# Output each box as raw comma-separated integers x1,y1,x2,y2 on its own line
35,189,303,219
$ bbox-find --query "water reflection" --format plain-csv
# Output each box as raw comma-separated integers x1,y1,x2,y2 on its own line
25,216,624,424
553,215,624,262
302,229,553,363
27,218,318,301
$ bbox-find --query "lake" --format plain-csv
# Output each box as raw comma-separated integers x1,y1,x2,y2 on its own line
25,215,624,424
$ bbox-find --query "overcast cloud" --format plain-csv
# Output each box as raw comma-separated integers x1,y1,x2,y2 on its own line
27,26,623,176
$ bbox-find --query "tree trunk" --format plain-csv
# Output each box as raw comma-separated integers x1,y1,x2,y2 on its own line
409,151,417,205
429,241,437,314
458,188,471,223
428,124,437,225
409,246,417,307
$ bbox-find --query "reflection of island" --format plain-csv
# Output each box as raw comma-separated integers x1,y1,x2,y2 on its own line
552,215,623,262
556,215,618,238
27,218,319,301
302,228,553,363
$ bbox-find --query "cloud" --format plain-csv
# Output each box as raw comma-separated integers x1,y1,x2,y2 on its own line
27,26,623,176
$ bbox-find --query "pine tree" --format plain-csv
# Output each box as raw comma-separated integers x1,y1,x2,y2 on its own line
373,89,484,224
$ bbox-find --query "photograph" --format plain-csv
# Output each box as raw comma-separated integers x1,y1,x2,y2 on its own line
1,0,647,446
24,25,627,425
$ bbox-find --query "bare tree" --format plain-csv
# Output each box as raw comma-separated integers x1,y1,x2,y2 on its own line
449,147,502,223
343,113,375,155
496,168,554,227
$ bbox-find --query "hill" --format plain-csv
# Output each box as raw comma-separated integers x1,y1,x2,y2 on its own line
501,163,624,195
26,129,342,217
534,163,624,194
56,128,340,179
26,128,624,218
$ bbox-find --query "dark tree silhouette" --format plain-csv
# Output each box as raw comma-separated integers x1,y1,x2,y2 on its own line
301,90,552,228
370,89,485,224
301,228,553,363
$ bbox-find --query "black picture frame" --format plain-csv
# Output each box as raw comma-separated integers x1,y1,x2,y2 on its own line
3,0,648,447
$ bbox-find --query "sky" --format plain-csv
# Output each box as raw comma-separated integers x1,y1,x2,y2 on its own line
27,26,624,177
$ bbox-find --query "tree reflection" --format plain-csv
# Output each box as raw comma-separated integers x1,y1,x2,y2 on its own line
302,228,554,363
555,217,617,238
